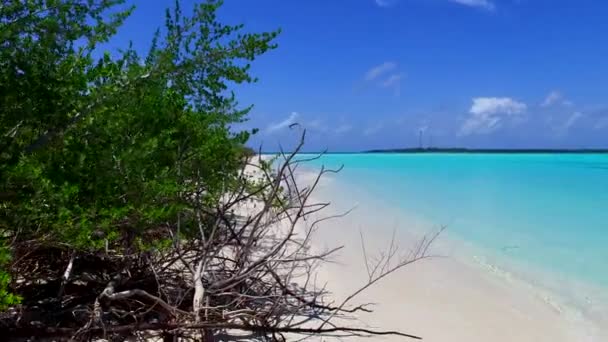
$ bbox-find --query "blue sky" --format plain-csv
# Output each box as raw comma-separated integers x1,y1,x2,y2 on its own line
108,0,608,151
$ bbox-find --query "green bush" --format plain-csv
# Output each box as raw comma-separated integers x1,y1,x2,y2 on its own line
0,0,277,313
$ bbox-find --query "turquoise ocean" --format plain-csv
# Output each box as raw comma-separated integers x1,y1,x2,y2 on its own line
304,153,608,324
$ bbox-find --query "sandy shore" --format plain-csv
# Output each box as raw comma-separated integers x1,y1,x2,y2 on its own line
298,170,605,342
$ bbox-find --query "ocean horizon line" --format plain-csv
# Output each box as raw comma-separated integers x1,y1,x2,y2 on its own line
258,148,608,155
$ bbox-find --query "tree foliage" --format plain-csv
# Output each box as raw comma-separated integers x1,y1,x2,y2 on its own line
0,0,276,313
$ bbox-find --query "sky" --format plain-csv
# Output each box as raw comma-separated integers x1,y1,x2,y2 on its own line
106,0,608,151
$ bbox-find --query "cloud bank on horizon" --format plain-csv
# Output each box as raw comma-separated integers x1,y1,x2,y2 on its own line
255,85,606,150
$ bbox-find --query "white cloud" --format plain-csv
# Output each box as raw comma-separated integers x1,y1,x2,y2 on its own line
374,0,397,7
363,122,384,136
549,111,583,137
365,62,397,81
266,112,299,133
449,0,495,11
541,90,573,107
335,124,353,134
382,73,402,87
470,97,527,116
459,97,527,136
378,0,495,10
563,111,583,130
541,91,562,107
381,73,403,96
363,63,404,96
562,100,574,106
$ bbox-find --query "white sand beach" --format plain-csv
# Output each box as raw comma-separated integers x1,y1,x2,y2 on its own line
297,170,607,342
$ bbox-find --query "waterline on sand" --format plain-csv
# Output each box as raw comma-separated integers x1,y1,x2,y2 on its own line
295,163,608,342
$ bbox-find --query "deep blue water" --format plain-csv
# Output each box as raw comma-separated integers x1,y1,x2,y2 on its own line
304,153,608,290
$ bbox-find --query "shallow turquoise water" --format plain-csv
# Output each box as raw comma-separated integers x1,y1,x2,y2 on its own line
304,153,608,290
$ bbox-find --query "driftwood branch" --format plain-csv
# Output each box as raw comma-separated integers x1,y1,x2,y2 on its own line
1,322,422,340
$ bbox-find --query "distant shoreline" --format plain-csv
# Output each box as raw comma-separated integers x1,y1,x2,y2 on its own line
364,148,608,154
261,149,608,154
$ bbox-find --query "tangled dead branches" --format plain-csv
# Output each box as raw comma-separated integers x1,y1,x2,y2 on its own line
1,131,439,341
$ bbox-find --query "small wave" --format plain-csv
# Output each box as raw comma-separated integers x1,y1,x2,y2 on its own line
472,255,515,282
471,254,608,341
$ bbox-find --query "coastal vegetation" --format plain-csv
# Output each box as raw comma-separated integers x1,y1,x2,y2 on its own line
0,1,432,340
